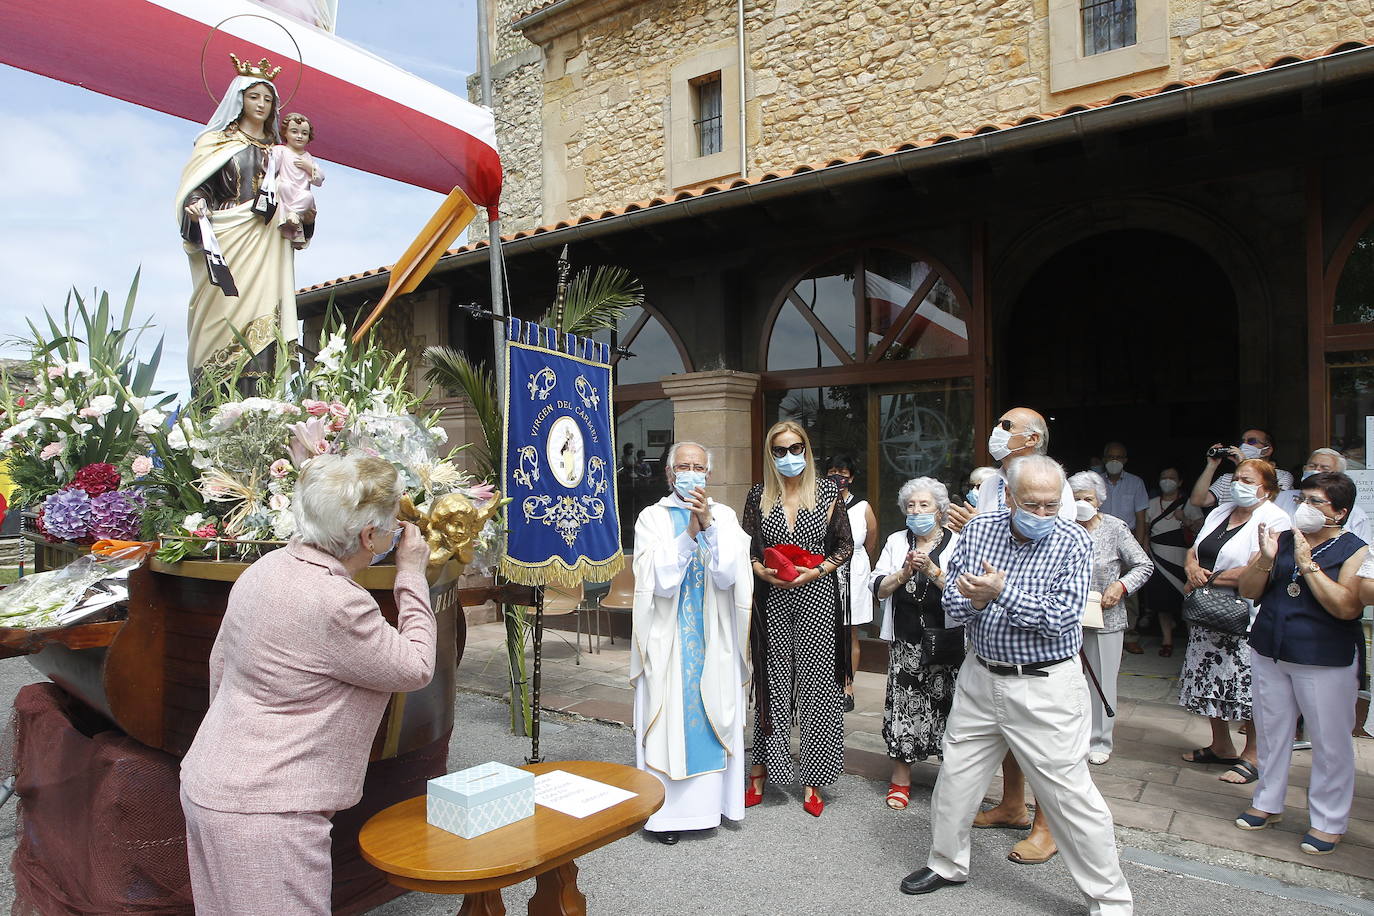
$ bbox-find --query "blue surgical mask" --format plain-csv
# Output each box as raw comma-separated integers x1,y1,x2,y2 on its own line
1230,480,1261,507
1013,508,1056,541
674,470,706,501
370,526,402,565
906,513,936,535
1301,469,1317,481
966,489,979,507
774,453,807,478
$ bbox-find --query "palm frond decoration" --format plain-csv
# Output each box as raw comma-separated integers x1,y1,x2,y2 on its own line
422,346,500,480
541,265,644,335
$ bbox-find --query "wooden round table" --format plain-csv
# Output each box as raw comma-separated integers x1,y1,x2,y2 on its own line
359,760,664,915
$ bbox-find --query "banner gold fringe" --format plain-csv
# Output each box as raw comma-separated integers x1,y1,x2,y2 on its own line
499,552,625,588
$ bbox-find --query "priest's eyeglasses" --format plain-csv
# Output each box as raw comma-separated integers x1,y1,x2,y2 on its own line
770,443,806,458
672,463,707,473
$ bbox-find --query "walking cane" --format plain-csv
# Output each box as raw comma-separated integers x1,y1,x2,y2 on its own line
1079,647,1115,718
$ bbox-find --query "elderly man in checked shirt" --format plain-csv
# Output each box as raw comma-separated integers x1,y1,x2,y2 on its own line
901,455,1133,915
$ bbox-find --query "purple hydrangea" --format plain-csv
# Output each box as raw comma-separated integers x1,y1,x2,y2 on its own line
41,488,92,541
89,489,145,541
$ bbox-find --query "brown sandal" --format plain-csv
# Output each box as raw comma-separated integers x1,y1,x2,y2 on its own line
1158,643,1174,657
973,808,1032,830
1008,835,1058,865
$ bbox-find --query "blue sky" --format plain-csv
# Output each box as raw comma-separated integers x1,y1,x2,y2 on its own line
0,0,481,394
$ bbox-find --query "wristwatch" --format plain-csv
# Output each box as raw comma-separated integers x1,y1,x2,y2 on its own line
1302,561,1320,575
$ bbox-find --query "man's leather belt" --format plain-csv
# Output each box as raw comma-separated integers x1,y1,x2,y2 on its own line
976,655,1072,677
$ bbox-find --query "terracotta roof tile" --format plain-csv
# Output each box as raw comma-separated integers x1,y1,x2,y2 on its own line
298,41,1370,294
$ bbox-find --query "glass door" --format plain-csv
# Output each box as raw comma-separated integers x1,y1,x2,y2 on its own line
868,378,976,540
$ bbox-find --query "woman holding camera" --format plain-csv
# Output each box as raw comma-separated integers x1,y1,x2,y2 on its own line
1178,458,1290,784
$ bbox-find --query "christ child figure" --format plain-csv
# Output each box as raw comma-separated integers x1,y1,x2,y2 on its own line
272,113,324,249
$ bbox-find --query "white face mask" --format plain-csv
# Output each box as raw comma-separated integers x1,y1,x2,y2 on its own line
1074,499,1097,522
1104,460,1124,476
1158,478,1179,494
1239,443,1265,460
1293,502,1330,534
1230,480,1261,507
988,426,1014,462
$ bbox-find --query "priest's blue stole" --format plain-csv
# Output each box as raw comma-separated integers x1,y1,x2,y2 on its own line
669,507,726,776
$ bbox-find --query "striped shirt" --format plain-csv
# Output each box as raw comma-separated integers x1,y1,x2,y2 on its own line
941,508,1093,665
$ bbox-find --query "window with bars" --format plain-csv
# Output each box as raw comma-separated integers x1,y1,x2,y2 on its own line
1081,0,1136,55
692,73,723,158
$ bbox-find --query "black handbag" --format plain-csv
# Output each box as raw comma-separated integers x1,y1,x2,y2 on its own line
921,623,967,667
1181,573,1250,636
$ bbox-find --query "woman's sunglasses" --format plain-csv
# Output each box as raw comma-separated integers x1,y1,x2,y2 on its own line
770,442,806,458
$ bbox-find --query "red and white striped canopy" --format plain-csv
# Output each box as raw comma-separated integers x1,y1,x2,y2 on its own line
0,0,502,213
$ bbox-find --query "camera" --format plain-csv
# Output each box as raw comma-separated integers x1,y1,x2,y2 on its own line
1207,446,1232,459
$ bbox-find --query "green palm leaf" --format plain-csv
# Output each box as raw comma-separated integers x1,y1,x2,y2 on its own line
422,346,501,479
542,266,644,335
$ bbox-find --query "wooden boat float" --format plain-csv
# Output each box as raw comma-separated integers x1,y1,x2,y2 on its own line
5,540,534,760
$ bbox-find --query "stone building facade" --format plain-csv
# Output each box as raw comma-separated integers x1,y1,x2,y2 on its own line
487,0,1374,225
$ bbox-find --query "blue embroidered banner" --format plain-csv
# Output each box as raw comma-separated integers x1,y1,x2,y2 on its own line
500,318,624,585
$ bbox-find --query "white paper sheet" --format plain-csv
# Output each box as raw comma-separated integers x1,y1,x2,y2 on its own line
533,770,636,818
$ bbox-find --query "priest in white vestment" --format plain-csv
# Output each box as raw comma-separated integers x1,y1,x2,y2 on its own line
631,441,753,844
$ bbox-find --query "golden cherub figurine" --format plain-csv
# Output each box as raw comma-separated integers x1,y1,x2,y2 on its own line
400,491,502,570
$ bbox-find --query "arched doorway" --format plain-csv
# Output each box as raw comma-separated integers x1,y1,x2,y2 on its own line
1003,230,1239,480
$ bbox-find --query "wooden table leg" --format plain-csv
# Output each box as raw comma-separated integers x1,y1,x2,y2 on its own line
458,890,506,915
528,861,586,916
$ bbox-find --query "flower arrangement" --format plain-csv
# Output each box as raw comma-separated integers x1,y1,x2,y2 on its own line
0,277,175,510
2,286,501,566
151,318,493,563
34,462,145,543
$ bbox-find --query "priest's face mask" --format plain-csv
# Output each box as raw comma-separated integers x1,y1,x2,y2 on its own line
669,445,709,501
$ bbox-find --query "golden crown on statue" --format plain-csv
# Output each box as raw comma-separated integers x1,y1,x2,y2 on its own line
229,53,282,81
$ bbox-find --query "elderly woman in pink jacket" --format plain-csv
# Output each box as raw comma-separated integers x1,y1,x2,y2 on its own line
179,454,437,915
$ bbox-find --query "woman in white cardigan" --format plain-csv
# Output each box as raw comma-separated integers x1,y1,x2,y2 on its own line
1179,458,1291,785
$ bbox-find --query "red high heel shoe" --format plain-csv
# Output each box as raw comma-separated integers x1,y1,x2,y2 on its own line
745,774,764,807
803,789,824,817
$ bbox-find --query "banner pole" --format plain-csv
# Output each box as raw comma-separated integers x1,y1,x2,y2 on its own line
476,0,506,403
528,585,545,763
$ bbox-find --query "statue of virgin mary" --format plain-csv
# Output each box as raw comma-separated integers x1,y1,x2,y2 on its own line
175,58,297,389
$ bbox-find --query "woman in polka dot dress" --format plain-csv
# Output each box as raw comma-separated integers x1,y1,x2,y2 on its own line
743,420,853,817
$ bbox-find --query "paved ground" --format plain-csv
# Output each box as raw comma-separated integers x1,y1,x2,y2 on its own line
459,616,1374,899
0,621,1369,914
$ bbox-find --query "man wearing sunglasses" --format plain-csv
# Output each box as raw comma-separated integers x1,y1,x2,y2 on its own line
1190,428,1293,510
1274,449,1370,543
947,407,1076,533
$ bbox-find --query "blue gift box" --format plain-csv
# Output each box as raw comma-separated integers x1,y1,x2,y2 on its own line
426,761,535,839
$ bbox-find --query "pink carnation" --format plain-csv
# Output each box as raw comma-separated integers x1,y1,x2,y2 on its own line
302,399,330,417
131,455,153,477
192,523,219,539
39,442,62,460
328,402,349,420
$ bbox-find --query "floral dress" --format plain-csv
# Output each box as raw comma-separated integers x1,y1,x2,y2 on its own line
1178,522,1251,720
743,479,853,786
879,529,957,763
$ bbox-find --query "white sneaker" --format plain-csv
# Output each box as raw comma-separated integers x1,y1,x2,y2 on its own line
1088,752,1110,765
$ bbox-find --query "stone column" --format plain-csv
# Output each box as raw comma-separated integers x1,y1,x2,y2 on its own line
659,371,760,515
